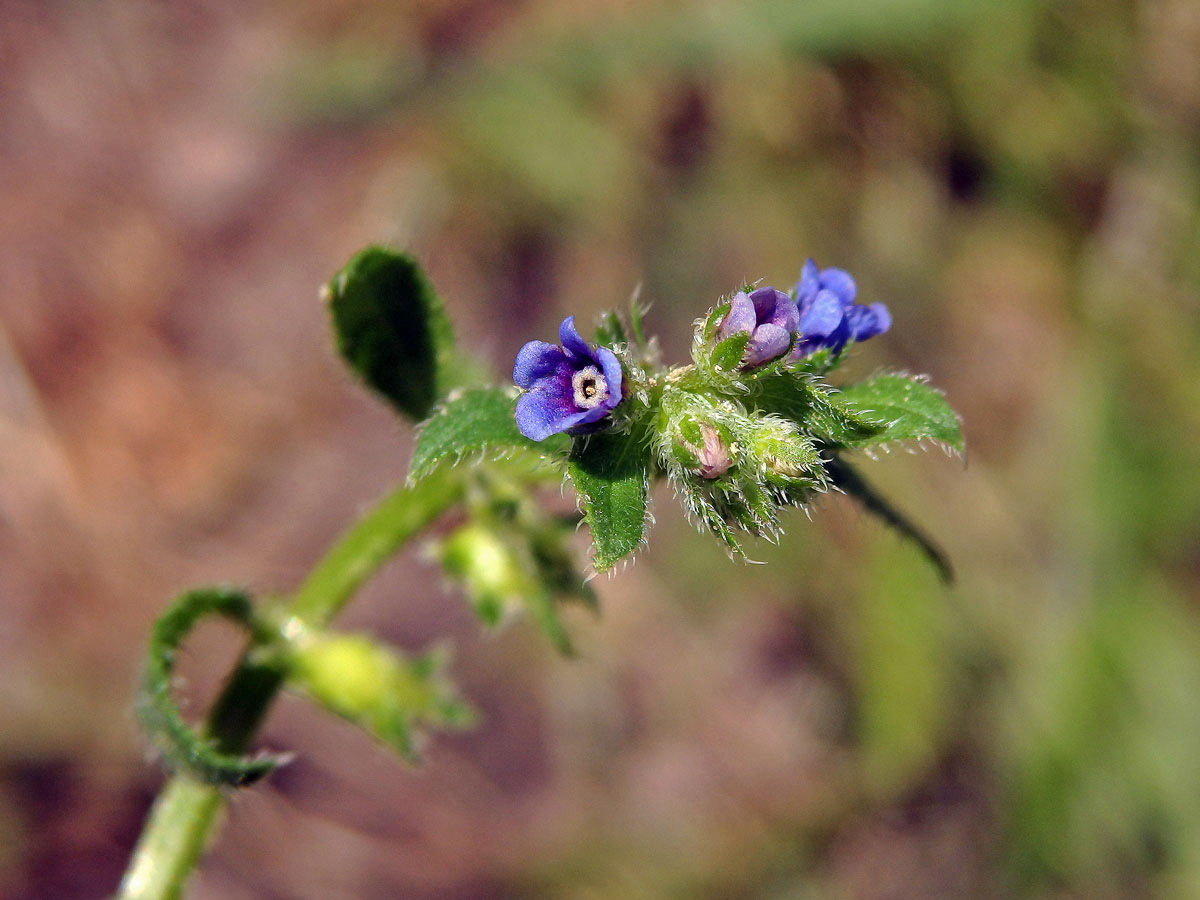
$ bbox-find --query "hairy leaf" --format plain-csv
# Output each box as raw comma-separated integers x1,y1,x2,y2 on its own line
752,371,887,447
327,246,455,421
835,374,963,451
568,430,651,571
410,386,568,482
137,587,288,786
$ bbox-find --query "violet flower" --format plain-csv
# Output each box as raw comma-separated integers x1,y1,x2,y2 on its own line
793,259,891,358
513,317,624,441
716,287,800,368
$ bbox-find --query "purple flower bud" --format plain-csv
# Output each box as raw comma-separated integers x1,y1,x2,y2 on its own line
513,317,624,441
792,259,890,358
716,287,800,368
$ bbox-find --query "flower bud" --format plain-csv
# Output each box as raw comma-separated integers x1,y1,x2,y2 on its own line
436,523,530,625
714,287,799,369
668,411,736,480
287,632,473,761
290,633,404,719
743,416,825,490
695,423,733,479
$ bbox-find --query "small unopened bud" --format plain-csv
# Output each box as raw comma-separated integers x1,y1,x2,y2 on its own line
437,524,529,625
696,424,732,479
290,633,399,718
744,416,824,491
670,413,735,480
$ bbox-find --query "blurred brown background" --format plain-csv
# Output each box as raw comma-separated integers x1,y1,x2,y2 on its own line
2,0,1200,897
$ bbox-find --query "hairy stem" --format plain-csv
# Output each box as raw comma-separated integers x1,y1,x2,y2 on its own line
116,469,464,900
289,469,465,625
116,778,225,900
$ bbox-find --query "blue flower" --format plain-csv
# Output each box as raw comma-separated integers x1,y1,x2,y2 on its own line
716,286,800,368
513,317,624,441
792,259,891,358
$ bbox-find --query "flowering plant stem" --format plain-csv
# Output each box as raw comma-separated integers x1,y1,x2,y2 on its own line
116,247,962,900
116,469,465,900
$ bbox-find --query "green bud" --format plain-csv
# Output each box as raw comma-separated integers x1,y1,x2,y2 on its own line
435,502,588,654
742,416,825,489
437,523,530,626
655,387,831,554
291,632,403,718
286,631,473,761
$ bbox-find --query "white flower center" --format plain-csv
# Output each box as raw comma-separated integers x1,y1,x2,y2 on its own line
572,366,609,409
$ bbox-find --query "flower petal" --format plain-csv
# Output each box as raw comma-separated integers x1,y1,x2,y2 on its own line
744,323,791,367
748,286,780,321
845,302,891,341
515,378,582,441
795,259,820,304
794,292,852,358
595,347,624,410
867,302,892,336
717,292,756,340
771,290,800,333
558,316,591,359
569,403,614,430
747,287,799,333
513,341,567,388
797,291,845,339
818,267,857,305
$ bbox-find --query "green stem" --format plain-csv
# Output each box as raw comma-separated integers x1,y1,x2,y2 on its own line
116,469,464,900
116,778,225,900
289,469,465,625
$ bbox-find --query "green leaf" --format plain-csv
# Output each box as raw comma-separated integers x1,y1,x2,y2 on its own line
410,386,569,482
568,430,651,571
752,371,887,446
629,296,649,350
137,587,289,786
326,246,455,421
835,374,964,451
286,631,474,763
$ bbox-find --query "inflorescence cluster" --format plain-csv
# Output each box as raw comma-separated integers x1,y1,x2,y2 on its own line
509,259,934,557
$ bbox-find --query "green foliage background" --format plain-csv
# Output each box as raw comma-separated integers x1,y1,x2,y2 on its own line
2,0,1199,897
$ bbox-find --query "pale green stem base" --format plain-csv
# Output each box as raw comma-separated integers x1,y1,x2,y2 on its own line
116,779,223,900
